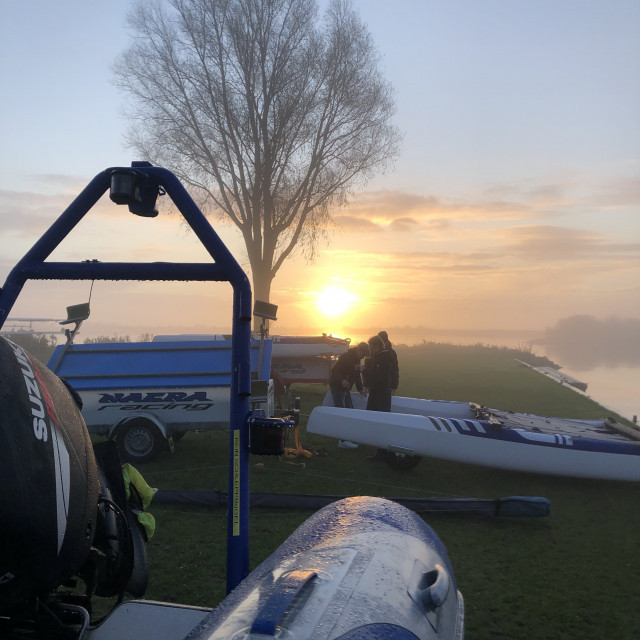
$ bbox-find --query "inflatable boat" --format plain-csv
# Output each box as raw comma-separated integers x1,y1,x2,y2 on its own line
307,392,640,481
179,496,464,640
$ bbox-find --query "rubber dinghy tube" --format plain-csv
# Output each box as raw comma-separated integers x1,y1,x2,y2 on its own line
187,496,465,639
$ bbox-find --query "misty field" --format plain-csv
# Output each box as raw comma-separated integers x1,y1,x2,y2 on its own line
117,343,639,640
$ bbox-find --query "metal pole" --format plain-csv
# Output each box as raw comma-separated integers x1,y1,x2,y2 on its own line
226,287,252,592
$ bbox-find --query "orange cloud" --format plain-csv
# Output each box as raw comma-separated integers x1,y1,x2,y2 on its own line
503,225,640,260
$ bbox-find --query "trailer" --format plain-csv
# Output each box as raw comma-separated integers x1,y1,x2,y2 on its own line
152,332,351,402
269,334,350,391
47,338,274,463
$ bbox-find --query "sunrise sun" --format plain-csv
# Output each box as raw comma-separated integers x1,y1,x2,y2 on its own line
315,287,356,318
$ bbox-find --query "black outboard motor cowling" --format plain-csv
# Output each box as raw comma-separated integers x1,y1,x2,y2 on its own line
0,337,99,614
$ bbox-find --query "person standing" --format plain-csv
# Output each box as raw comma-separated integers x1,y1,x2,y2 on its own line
378,330,399,396
363,335,394,460
329,341,370,407
363,335,393,412
329,342,370,448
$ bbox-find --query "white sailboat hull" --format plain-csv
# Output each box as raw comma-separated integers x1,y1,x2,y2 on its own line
310,394,640,482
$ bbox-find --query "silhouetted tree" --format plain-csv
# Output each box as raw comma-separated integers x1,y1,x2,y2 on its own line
114,0,400,311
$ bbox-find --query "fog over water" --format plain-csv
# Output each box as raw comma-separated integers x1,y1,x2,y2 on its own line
534,317,640,421
537,358,639,423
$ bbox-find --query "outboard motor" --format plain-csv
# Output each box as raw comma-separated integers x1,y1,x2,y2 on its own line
0,337,149,637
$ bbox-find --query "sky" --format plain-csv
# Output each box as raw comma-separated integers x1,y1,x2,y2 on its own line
1,0,639,346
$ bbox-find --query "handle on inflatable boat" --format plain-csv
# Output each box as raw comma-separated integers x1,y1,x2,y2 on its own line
250,569,318,635
418,563,450,608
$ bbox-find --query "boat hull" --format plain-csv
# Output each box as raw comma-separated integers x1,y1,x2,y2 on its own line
311,394,640,482
187,496,464,640
270,334,350,358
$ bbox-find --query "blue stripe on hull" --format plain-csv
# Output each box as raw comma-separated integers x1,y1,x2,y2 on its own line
442,417,640,456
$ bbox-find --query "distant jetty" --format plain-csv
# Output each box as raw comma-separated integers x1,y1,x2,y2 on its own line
516,360,588,392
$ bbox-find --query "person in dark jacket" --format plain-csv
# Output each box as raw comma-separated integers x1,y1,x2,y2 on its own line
378,330,399,395
363,335,394,460
329,342,370,408
363,335,393,412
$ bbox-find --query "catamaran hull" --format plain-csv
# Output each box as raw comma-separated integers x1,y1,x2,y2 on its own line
309,396,640,482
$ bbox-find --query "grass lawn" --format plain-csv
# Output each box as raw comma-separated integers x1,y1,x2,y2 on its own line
105,344,640,640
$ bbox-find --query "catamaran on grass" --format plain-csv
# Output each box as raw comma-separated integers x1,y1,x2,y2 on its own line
308,392,640,481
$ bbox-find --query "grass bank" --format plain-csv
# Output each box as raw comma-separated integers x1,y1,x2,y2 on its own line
121,344,639,640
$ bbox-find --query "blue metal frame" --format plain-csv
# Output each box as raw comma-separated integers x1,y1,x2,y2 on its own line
0,164,253,593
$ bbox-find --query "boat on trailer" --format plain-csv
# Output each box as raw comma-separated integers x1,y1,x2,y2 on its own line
153,333,350,358
307,392,640,481
152,333,350,388
270,333,350,358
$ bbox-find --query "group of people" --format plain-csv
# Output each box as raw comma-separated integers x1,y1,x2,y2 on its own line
329,331,399,453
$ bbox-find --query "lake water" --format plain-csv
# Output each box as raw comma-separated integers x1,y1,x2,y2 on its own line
383,328,639,423
534,351,639,423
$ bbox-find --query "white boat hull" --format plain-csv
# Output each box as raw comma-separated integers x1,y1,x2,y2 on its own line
311,393,640,482
270,334,350,358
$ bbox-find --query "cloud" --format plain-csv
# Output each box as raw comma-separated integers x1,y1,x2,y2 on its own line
388,217,421,232
378,250,498,272
345,191,440,219
333,214,383,232
528,183,566,200
0,185,135,236
343,189,534,222
338,170,639,232
337,185,577,229
319,248,501,289
0,189,71,234
503,225,640,260
29,173,91,192
589,175,640,208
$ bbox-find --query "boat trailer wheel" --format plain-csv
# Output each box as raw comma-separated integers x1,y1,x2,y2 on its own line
385,451,422,471
115,420,161,463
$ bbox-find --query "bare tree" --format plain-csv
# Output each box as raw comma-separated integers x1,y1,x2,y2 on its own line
114,0,400,307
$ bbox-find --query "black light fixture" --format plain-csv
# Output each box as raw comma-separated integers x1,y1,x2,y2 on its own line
253,300,278,321
109,162,160,217
109,170,142,205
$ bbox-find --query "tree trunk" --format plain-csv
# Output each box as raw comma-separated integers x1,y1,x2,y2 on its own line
251,264,274,332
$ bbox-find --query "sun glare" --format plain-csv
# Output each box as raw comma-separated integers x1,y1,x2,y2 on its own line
316,287,356,317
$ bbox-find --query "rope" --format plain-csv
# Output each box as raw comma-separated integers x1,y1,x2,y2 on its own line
142,461,463,500
283,423,312,459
